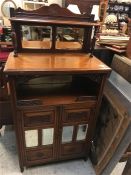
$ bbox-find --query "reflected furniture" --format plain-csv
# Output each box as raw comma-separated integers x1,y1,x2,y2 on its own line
4,4,111,172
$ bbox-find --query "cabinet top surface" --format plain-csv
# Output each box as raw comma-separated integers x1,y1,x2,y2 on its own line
4,52,111,75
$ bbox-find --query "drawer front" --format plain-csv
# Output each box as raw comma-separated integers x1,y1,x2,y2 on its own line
61,143,85,156
26,148,53,161
63,108,90,123
63,101,96,110
24,111,55,127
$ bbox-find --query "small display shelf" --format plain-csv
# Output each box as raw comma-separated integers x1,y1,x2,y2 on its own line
107,1,131,22
15,74,100,106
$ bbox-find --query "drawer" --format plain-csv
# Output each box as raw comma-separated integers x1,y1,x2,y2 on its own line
63,101,96,110
24,111,55,127
61,143,85,156
62,108,90,123
26,147,53,161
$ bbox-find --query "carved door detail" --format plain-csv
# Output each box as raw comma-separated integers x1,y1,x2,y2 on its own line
60,106,92,158
23,108,56,162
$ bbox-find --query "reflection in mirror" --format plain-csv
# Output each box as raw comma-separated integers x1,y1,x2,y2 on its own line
25,130,38,147
62,126,74,143
56,27,84,50
1,0,17,18
76,124,88,141
21,25,52,49
42,128,54,145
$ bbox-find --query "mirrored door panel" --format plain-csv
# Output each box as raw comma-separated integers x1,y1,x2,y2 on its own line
62,126,74,143
21,25,52,49
42,128,54,145
76,124,88,141
25,129,38,147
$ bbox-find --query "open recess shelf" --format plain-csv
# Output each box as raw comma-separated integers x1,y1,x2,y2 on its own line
15,74,100,106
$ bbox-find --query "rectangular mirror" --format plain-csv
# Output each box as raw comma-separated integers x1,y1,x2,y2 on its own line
42,128,54,145
62,126,74,143
21,25,52,49
56,27,84,50
76,124,88,141
25,129,38,147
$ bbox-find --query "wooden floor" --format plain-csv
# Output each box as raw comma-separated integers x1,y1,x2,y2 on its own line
0,126,96,175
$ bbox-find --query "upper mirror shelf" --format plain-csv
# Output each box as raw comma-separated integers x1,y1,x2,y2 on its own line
10,4,100,56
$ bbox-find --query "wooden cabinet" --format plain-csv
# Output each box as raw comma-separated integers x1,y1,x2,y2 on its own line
5,61,110,171
4,4,111,172
19,103,95,166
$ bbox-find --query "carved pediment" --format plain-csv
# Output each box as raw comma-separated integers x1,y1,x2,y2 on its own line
14,4,91,20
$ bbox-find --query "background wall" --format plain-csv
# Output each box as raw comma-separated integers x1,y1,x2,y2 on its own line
0,0,23,16
0,0,62,26
48,0,62,6
0,0,22,26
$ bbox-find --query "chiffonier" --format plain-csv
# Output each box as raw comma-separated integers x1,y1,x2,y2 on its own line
4,4,111,172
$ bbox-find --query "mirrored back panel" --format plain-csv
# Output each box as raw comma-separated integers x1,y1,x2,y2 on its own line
21,25,52,49
56,27,84,50
20,25,85,52
11,23,92,54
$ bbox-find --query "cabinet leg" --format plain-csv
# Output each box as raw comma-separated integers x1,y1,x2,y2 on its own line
0,125,2,129
84,156,88,161
20,166,24,173
0,125,3,136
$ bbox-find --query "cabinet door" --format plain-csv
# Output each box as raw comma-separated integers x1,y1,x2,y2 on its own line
60,104,94,159
23,108,56,163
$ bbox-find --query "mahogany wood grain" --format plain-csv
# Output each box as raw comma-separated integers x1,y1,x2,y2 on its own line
14,4,92,19
4,52,111,75
10,17,100,27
